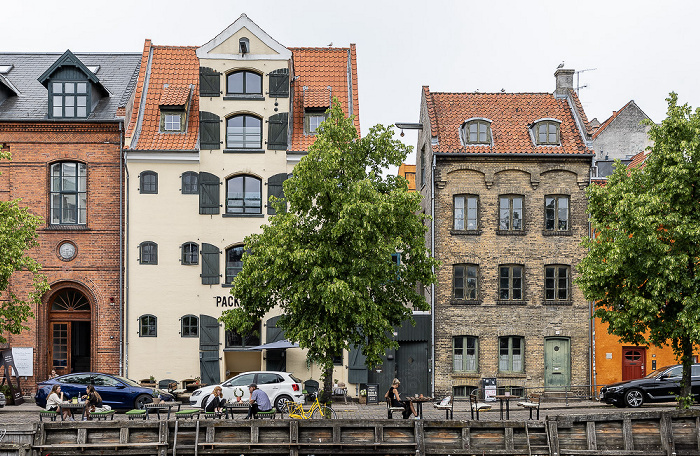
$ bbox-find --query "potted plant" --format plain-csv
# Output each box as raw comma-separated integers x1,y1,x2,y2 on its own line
359,389,367,405
233,387,244,402
151,389,161,404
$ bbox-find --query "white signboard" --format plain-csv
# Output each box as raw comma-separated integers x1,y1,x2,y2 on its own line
12,347,33,377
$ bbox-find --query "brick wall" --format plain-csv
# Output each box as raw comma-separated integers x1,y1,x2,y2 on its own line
0,122,123,392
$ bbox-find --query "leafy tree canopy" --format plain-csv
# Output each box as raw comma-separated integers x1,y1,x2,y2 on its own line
576,93,700,406
220,100,437,392
0,148,48,343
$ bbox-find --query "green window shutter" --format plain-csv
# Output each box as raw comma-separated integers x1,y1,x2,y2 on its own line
199,67,220,97
267,112,288,151
200,243,220,285
200,111,221,150
265,315,285,343
199,172,220,215
348,345,368,384
268,68,289,98
266,172,288,215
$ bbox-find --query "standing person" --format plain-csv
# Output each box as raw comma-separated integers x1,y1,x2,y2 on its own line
385,378,417,419
81,385,102,421
203,386,225,415
245,383,272,419
45,384,73,420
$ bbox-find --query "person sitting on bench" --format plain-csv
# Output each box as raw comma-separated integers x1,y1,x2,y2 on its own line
245,383,272,419
46,384,74,420
385,378,418,419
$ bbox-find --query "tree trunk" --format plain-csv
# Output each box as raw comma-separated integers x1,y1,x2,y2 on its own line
321,365,333,404
680,335,693,409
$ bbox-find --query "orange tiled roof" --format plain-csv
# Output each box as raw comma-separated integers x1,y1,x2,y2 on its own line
592,100,634,140
159,85,191,107
303,87,331,108
424,89,591,155
289,45,360,151
127,41,199,151
627,150,650,170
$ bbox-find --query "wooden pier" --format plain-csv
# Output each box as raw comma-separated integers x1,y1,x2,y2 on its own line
1,409,698,456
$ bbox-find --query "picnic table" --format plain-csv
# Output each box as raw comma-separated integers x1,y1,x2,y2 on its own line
144,401,182,420
59,401,88,419
494,394,521,420
407,396,433,419
223,401,250,419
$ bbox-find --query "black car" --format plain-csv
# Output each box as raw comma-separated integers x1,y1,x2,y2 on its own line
36,372,175,410
600,364,700,408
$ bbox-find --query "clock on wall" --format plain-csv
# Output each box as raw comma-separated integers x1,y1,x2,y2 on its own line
58,242,76,261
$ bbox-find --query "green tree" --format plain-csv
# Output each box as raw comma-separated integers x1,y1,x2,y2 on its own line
577,93,700,408
0,149,48,344
220,100,437,398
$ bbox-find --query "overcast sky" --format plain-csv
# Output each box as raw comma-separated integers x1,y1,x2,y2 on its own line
5,0,699,169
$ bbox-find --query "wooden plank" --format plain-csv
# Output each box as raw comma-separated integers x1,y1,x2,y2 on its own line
548,420,560,456
505,427,514,451
415,420,425,456
623,417,634,450
659,411,674,456
586,420,596,450
119,427,129,444
205,425,214,443
251,423,259,443
76,429,86,445
462,426,470,450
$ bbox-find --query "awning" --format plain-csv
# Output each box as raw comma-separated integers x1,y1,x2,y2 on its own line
247,339,299,350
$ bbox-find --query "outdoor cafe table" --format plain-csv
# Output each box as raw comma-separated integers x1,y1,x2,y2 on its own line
59,401,87,420
144,401,182,420
406,396,433,419
223,401,251,419
494,395,521,420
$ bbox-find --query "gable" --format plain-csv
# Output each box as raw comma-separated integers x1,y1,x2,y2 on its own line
197,14,291,61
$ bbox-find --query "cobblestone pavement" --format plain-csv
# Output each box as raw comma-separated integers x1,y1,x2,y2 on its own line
1,399,695,425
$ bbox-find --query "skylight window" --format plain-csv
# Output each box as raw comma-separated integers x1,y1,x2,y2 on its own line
0,65,13,74
86,65,100,74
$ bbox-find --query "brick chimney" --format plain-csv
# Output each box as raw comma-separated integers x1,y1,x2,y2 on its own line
554,68,575,99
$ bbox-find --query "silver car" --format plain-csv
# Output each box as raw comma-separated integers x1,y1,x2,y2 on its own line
189,371,304,411
0,392,6,408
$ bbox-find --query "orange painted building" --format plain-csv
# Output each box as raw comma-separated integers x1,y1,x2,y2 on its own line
398,163,416,191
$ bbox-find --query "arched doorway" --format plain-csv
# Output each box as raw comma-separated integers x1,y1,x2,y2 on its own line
48,288,91,376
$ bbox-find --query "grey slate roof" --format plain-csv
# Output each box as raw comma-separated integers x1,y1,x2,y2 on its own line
0,52,141,121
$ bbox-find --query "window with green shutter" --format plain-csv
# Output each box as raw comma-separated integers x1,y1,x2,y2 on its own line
199,67,220,97
268,68,289,98
199,172,220,215
267,112,288,150
200,243,220,285
200,111,221,150
267,172,288,215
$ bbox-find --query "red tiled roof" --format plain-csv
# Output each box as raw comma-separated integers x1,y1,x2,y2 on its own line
627,150,650,170
592,100,634,140
289,45,360,151
159,85,191,107
424,89,591,155
127,41,199,151
568,89,592,135
303,87,331,108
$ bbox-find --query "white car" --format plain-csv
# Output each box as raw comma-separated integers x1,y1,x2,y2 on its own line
189,371,304,411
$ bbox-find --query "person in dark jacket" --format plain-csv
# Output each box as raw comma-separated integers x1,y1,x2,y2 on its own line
81,385,102,421
385,378,417,419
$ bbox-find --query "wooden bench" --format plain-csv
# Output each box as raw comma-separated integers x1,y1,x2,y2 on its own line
469,393,492,420
386,398,405,419
126,409,148,420
255,409,277,419
433,396,453,419
175,409,201,420
517,394,541,420
203,411,224,419
90,410,115,420
39,410,58,422
332,383,348,404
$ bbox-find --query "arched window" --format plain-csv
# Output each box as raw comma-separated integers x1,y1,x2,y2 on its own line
226,245,246,284
140,171,158,194
533,120,561,145
139,241,158,265
226,70,262,95
181,171,198,194
50,161,87,225
181,242,198,265
226,115,262,149
461,119,492,145
139,314,157,337
181,315,198,337
226,175,262,214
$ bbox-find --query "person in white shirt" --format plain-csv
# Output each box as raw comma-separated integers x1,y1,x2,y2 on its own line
46,384,73,420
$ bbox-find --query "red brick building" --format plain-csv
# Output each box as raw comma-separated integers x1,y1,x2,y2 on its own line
0,51,140,390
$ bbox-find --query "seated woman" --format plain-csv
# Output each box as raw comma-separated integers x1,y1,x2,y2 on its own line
46,384,73,420
203,386,225,415
81,385,103,421
386,378,417,419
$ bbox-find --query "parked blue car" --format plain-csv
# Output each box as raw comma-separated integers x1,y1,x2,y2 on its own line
35,372,174,410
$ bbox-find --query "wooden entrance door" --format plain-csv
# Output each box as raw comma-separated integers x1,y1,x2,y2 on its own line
544,338,571,389
622,347,646,380
47,288,91,375
50,322,70,376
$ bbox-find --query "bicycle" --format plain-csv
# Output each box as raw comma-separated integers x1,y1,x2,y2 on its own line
283,392,336,419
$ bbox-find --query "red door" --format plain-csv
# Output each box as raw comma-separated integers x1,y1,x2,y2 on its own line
622,347,646,380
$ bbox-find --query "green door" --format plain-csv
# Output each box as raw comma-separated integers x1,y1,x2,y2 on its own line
544,338,570,389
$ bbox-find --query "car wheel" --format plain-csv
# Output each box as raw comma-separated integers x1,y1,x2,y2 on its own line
135,394,153,410
625,389,644,408
275,395,292,412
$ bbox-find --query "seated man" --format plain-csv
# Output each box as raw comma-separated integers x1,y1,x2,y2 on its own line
245,383,272,419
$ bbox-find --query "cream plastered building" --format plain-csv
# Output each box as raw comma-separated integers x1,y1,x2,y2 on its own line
124,15,362,392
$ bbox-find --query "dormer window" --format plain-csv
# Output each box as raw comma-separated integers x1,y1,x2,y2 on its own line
226,70,262,96
159,85,190,133
461,119,492,145
533,120,561,145
52,81,89,118
304,108,327,135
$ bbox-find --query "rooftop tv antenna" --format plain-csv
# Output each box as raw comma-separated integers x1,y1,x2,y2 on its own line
575,68,596,96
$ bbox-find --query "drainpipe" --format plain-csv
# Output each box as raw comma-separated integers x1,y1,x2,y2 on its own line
431,154,436,397
589,156,596,398
124,150,130,378
119,122,124,377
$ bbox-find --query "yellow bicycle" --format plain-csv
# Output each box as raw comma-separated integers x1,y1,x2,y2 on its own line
283,393,336,419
